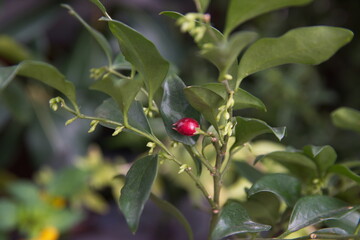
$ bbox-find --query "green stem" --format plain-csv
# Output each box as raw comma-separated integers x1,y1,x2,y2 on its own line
61,101,215,209
185,145,215,174
106,67,132,79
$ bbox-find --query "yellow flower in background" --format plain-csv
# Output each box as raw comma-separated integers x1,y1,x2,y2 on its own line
32,226,59,240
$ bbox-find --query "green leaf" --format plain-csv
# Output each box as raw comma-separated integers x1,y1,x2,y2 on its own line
89,0,107,16
312,227,349,236
247,173,301,207
7,181,40,205
160,75,200,145
193,0,210,13
62,4,112,65
286,195,358,234
328,164,360,184
95,98,152,134
254,151,317,182
184,85,224,129
47,167,88,198
119,155,159,233
0,60,77,106
224,0,313,36
0,199,17,230
91,75,143,124
48,209,83,232
331,107,360,133
237,26,354,87
201,31,258,79
303,145,337,178
232,117,285,149
150,193,194,240
0,35,31,63
200,83,266,111
233,161,264,183
101,17,169,105
211,200,271,240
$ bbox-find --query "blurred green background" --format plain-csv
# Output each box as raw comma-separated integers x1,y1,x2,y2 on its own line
0,0,359,239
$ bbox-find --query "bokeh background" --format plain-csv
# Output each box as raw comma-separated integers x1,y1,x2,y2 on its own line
0,0,359,239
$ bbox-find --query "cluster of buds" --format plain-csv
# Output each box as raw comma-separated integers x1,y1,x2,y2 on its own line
90,67,107,80
146,142,156,155
176,13,211,43
49,97,65,112
217,90,235,137
178,164,191,174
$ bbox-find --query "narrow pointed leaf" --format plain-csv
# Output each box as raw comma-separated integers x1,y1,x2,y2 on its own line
62,4,112,64
160,75,200,145
303,145,337,177
101,17,169,104
238,26,354,87
254,151,317,182
201,83,266,111
232,117,285,149
95,98,152,134
150,193,194,240
211,200,271,240
248,173,301,207
184,85,223,129
0,60,76,106
119,155,159,233
90,75,143,123
286,195,358,234
331,107,360,133
224,0,313,36
89,0,107,16
328,164,360,184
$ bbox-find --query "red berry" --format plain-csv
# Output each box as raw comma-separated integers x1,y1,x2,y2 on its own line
172,118,199,136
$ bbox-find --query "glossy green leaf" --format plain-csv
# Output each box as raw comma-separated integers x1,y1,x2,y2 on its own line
0,60,77,106
95,98,152,134
91,75,143,123
233,161,264,183
62,4,112,64
201,31,258,78
0,199,17,230
312,227,349,236
331,107,360,133
201,83,266,111
254,151,317,181
244,192,281,226
184,85,224,129
328,164,360,184
119,155,158,233
89,0,107,16
286,195,358,234
232,117,285,149
160,75,200,145
248,173,301,207
237,26,354,87
303,145,337,178
101,17,169,104
150,193,194,240
193,0,210,13
211,200,271,240
224,0,313,36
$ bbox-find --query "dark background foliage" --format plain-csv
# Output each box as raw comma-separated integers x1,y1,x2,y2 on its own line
0,0,359,239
